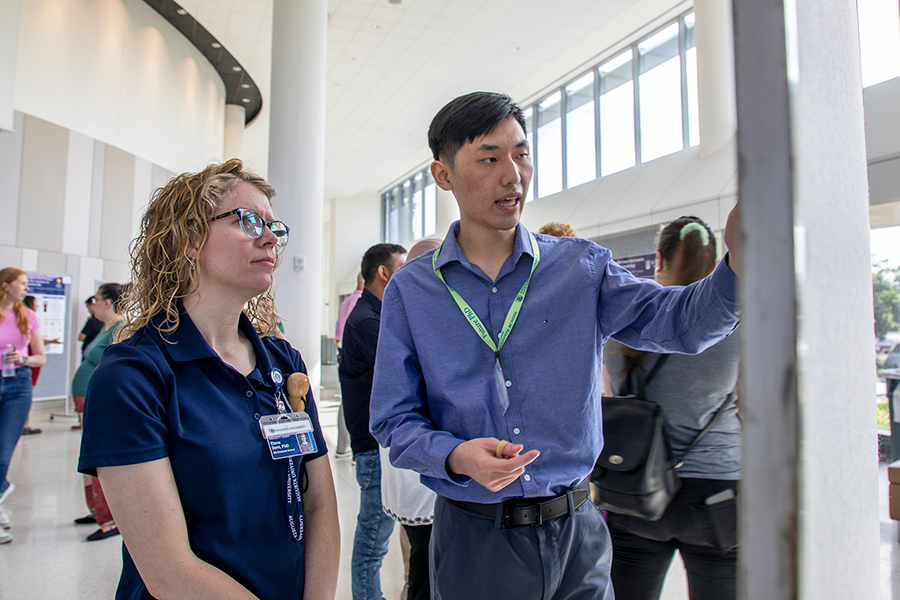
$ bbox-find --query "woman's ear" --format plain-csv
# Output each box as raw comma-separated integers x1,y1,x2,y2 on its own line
655,252,665,274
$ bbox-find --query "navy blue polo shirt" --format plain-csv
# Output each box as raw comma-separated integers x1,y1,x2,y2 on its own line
338,288,381,456
78,308,327,600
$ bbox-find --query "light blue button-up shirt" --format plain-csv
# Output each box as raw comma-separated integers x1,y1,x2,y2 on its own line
370,222,739,503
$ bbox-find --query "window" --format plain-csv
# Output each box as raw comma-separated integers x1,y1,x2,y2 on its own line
411,173,423,241
423,171,437,237
537,91,563,197
638,23,683,163
381,168,439,245
566,72,597,188
599,50,636,176
684,13,699,147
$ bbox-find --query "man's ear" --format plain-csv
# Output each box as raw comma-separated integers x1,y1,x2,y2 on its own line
431,160,454,191
655,251,665,274
377,264,390,283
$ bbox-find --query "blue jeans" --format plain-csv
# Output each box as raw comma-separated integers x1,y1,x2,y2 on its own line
352,450,395,600
0,367,33,490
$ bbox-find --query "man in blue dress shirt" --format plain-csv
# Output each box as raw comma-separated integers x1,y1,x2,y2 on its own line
370,91,740,600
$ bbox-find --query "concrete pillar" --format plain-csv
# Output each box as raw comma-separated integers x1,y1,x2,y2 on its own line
268,0,327,391
223,104,246,160
733,0,878,598
694,0,737,158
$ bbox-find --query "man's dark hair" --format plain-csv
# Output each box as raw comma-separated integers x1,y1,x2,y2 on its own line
361,243,407,285
428,92,527,166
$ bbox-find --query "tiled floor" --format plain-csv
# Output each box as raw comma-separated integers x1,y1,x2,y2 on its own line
0,366,701,599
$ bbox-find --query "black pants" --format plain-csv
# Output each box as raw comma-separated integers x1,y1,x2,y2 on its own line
605,478,738,600
403,523,432,600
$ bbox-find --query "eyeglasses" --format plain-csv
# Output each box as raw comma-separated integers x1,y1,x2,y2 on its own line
208,209,290,247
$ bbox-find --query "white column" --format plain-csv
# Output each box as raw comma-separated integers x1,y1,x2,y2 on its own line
791,0,878,597
268,0,327,392
694,0,737,158
733,0,878,598
223,104,246,160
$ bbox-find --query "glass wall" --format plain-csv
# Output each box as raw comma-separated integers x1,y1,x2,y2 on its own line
599,49,636,177
537,91,563,198
382,167,439,245
638,23,683,163
565,72,597,188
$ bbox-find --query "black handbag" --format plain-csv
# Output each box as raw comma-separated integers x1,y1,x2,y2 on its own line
591,354,734,521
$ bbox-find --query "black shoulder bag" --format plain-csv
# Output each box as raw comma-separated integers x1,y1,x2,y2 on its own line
591,354,734,521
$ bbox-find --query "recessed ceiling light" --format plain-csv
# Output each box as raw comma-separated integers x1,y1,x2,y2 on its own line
176,8,187,15
241,98,250,103
232,66,242,72
211,42,221,48
372,24,381,30
388,0,401,4
241,83,250,89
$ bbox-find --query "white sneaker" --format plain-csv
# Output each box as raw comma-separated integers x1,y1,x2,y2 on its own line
0,528,11,544
0,507,10,529
0,482,15,505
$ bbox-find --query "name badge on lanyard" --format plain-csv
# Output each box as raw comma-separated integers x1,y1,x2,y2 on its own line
258,368,319,460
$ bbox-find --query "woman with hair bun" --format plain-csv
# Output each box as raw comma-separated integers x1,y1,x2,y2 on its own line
603,216,741,600
0,268,46,543
77,160,340,599
71,282,125,541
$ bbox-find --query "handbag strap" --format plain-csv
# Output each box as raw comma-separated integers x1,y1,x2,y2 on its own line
674,389,738,468
623,354,668,397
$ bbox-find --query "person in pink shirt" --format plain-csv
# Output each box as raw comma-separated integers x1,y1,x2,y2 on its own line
333,273,364,458
335,272,364,351
0,268,47,543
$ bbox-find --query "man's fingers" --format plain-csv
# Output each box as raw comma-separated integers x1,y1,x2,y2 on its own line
503,449,539,470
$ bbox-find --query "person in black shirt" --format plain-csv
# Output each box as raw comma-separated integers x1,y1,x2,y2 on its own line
78,296,103,359
339,242,406,600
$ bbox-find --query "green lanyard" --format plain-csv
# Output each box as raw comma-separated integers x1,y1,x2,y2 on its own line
432,230,541,358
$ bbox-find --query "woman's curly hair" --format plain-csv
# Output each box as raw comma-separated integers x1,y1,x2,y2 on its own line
116,159,283,342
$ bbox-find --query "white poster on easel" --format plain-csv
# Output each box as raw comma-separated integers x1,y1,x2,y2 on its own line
27,274,68,354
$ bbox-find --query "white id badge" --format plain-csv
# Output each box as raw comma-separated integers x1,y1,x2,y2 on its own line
493,357,510,414
259,412,318,460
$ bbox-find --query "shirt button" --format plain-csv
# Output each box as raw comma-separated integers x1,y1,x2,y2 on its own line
513,428,520,435
505,380,512,387
492,287,498,293
524,474,531,482
253,412,261,420
245,390,253,398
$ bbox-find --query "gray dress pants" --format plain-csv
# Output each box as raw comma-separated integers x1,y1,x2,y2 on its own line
430,495,614,600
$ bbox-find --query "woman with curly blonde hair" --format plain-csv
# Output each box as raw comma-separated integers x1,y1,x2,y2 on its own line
77,159,340,599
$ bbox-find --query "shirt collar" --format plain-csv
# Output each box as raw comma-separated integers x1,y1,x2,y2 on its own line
159,304,274,378
360,288,382,312
434,221,535,271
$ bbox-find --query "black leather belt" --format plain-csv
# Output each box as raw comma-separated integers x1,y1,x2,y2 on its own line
444,479,590,528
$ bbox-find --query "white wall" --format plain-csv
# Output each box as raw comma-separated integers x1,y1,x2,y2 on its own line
864,76,900,222
0,0,23,132
14,0,225,175
327,192,383,335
